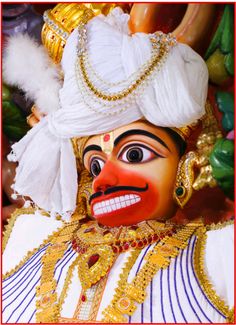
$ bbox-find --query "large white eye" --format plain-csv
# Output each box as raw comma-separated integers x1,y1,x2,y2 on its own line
119,144,162,163
90,158,105,177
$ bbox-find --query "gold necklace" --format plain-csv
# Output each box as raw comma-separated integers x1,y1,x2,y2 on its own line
77,27,176,102
35,219,176,322
35,220,199,323
72,219,175,253
72,220,176,291
102,222,201,322
75,22,176,117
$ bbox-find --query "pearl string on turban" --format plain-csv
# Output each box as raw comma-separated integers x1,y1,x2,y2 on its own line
4,8,208,220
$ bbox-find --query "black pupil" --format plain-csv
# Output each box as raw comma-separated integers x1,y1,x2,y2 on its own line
127,147,143,162
91,160,101,176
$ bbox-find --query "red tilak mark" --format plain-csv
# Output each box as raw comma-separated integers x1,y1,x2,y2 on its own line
103,134,110,142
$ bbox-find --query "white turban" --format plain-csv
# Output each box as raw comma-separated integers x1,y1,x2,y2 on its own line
6,8,209,219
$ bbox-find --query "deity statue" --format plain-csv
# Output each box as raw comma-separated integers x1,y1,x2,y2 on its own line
2,4,234,323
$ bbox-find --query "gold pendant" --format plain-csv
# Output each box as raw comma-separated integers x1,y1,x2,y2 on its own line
78,244,116,290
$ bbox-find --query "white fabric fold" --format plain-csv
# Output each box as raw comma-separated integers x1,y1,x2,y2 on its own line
139,44,208,127
57,7,208,137
8,117,77,218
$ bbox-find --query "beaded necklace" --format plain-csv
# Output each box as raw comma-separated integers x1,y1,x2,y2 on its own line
75,21,177,116
35,219,200,323
72,220,176,291
102,222,200,322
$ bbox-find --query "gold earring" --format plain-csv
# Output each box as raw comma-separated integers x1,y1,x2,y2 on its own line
173,151,198,208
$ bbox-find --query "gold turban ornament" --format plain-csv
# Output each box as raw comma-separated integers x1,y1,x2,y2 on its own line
42,3,121,63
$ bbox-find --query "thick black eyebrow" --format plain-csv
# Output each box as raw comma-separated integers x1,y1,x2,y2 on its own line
82,145,102,160
114,129,170,151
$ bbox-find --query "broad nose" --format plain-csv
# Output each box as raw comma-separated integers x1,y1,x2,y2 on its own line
93,161,118,192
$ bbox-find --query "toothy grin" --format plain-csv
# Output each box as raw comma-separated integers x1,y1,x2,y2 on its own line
93,194,141,216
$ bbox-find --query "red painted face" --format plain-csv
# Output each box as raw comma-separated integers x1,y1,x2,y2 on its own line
90,161,160,226
83,121,180,227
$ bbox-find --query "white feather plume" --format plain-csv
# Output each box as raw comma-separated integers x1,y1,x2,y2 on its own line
3,34,62,114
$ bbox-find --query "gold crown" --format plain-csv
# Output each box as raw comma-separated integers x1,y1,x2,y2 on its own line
41,3,117,64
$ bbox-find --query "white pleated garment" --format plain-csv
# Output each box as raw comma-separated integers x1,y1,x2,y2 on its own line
3,212,233,323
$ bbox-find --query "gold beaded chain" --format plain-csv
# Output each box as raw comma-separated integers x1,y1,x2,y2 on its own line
75,21,177,115
102,223,200,322
78,43,167,102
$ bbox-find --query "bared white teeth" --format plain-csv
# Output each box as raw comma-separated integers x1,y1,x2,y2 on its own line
93,194,141,216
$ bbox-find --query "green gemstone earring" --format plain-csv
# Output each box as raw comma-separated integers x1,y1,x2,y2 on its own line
175,185,185,198
173,151,197,209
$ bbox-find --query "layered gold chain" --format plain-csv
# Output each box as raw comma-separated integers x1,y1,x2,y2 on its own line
75,24,176,116
102,223,200,322
73,220,175,292
34,219,178,322
79,43,167,102
77,31,176,102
